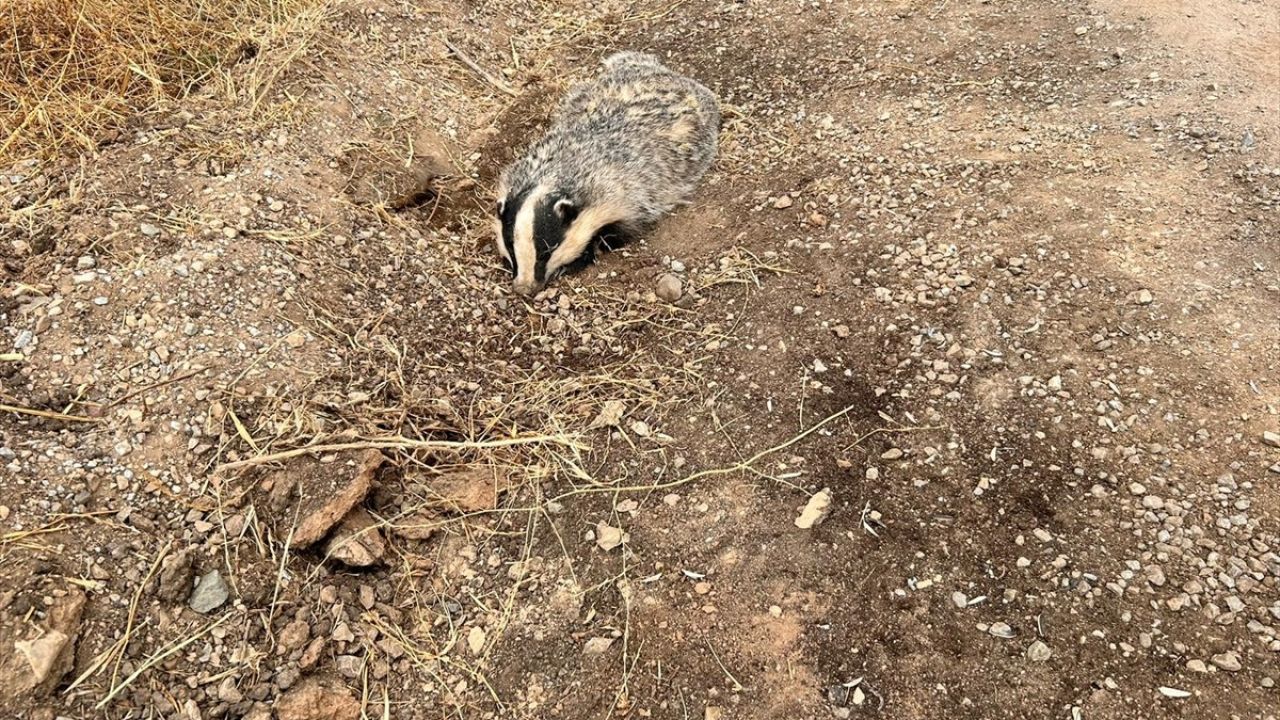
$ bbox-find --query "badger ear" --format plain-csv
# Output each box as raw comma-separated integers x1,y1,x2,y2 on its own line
496,198,505,217
553,198,580,223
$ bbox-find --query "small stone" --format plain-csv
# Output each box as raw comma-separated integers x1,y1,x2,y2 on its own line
1158,686,1191,699
880,448,904,460
1211,651,1242,672
189,570,229,613
1263,430,1280,448
583,637,614,655
794,488,833,529
1136,289,1153,305
139,222,161,237
1186,659,1208,673
596,522,625,551
1025,640,1051,662
656,274,683,303
987,622,1015,638
694,582,712,595
705,708,724,720
773,195,793,209
1074,26,1088,36
75,255,96,269
833,324,850,338
467,626,486,656
1142,495,1164,510
951,592,968,609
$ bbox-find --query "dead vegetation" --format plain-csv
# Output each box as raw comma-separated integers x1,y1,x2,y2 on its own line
0,0,319,165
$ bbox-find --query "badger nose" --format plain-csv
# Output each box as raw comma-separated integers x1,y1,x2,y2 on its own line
512,280,542,297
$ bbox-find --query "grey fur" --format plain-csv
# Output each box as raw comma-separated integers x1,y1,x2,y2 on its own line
497,50,720,294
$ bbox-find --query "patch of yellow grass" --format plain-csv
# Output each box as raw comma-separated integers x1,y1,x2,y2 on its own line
0,0,313,165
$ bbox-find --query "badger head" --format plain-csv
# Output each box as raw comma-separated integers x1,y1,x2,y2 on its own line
495,181,627,297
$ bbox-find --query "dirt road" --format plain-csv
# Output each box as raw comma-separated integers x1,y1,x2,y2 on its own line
1,0,1277,718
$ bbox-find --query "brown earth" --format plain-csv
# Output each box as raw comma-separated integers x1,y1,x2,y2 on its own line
1,0,1278,719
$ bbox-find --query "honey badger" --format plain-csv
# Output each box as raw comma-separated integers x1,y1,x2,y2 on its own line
495,51,720,296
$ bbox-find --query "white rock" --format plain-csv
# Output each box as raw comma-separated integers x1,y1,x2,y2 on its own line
794,488,833,529
596,522,625,551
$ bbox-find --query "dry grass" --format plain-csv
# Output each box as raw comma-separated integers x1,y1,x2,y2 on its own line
0,0,316,165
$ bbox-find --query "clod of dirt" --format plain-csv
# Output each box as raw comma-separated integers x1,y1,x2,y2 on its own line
275,675,361,720
588,400,627,429
656,273,683,302
794,488,833,529
422,467,511,513
0,588,85,702
280,450,384,548
595,522,625,551
323,508,387,567
188,570,229,613
155,548,195,603
278,619,310,656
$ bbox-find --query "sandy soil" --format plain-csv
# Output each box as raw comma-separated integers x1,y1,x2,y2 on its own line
1,0,1278,719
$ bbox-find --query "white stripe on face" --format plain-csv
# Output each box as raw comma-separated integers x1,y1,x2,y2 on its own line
512,184,549,293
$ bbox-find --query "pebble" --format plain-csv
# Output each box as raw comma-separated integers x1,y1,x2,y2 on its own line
987,622,1015,639
1025,640,1052,662
794,488,833,529
656,274,683,303
188,570,229,613
951,592,968,609
1157,686,1191,699
1211,651,1242,672
583,637,614,655
139,222,161,237
880,448,904,460
467,626,486,655
1263,430,1280,449
773,195,793,209
1186,659,1207,673
595,522,625,551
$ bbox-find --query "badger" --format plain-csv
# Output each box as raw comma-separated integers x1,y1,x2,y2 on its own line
495,51,720,296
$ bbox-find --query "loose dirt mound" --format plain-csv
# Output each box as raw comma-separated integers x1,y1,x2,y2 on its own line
1,0,1278,719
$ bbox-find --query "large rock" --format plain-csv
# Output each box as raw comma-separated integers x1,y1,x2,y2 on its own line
324,508,386,567
189,570,230,613
0,588,86,703
269,450,383,548
274,675,361,720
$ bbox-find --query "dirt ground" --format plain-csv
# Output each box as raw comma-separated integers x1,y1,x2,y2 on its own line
2,0,1278,719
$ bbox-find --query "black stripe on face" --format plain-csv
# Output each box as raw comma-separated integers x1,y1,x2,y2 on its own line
532,198,569,284
499,186,532,275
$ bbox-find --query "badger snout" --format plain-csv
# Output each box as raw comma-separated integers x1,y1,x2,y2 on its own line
512,279,543,297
